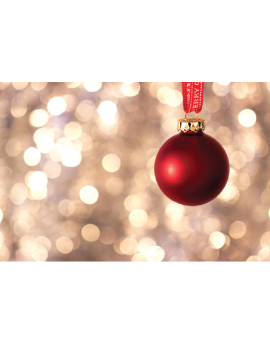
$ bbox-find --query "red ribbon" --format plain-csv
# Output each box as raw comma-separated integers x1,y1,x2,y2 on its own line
182,82,204,114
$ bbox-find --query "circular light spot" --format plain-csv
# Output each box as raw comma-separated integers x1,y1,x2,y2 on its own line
12,82,28,90
209,231,226,249
56,236,73,254
47,97,67,115
29,109,49,127
120,237,138,255
36,134,54,153
98,101,117,119
138,238,156,255
238,109,256,127
102,154,121,172
105,177,124,196
75,101,94,122
10,183,28,205
43,161,61,179
82,224,100,242
24,147,41,166
80,186,99,204
84,82,102,92
165,202,185,220
146,246,165,262
31,82,47,91
129,209,148,227
121,82,140,97
31,245,48,262
230,151,247,169
5,139,21,157
61,148,82,167
29,171,48,191
229,221,246,240
64,122,82,140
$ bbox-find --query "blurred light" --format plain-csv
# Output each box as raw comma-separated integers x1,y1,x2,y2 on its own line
29,109,49,127
12,82,28,90
80,186,99,204
5,139,21,157
31,245,48,262
64,122,82,140
229,221,246,240
24,147,41,166
120,237,138,255
65,82,81,89
10,183,28,205
129,209,148,227
230,151,247,169
75,101,94,122
102,154,121,172
121,82,140,97
56,236,73,254
29,171,48,191
98,101,117,119
203,217,221,235
31,82,47,91
61,148,82,167
137,238,156,255
146,246,165,262
82,224,100,242
84,82,102,92
43,161,61,179
209,231,225,249
105,177,124,196
165,202,185,220
238,109,256,127
47,97,67,115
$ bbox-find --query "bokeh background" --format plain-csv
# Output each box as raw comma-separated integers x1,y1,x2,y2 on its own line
0,82,269,261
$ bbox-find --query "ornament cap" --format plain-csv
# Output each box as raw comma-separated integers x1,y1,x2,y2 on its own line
177,117,205,133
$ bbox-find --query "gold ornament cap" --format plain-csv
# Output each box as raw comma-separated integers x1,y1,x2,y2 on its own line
177,117,205,132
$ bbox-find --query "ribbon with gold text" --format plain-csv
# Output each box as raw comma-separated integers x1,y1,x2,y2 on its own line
182,82,204,114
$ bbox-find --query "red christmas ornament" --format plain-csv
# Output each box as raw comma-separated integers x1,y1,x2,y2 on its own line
154,82,229,206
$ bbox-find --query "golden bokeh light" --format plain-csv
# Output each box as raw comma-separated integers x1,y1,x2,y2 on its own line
24,147,41,166
29,171,48,191
98,101,117,119
102,154,121,172
80,186,99,204
5,139,21,157
56,236,73,254
12,82,28,90
82,224,100,242
229,221,246,239
129,209,148,227
47,97,67,115
209,231,226,249
31,82,47,91
84,82,102,92
146,246,165,262
64,122,82,140
29,109,49,127
61,148,82,167
238,109,256,127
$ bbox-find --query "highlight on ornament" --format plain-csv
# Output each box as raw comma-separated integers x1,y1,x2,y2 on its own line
0,82,268,262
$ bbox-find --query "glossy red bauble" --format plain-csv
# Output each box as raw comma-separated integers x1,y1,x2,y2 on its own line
154,130,229,206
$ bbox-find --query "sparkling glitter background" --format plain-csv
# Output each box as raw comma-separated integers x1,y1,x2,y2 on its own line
0,82,268,261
